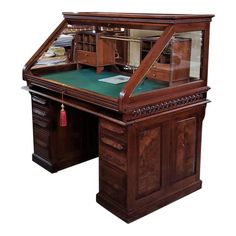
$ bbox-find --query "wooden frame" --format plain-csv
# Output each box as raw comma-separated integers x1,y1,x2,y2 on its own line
23,12,214,223
23,14,213,116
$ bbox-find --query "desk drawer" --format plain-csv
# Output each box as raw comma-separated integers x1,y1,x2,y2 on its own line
100,135,126,171
33,126,50,143
99,119,127,170
99,160,127,206
77,50,97,66
33,126,50,160
32,103,49,118
100,120,126,139
147,67,170,82
33,116,50,129
32,95,48,106
34,143,50,160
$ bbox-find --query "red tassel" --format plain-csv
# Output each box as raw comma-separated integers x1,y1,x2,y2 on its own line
60,104,67,127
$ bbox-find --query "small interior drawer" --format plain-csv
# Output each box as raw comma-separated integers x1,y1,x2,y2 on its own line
147,67,170,82
77,50,97,66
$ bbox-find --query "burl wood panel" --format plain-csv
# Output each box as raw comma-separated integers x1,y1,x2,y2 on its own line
137,127,161,198
171,117,196,182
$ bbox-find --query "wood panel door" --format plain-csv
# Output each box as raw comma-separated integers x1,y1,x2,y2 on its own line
169,107,205,184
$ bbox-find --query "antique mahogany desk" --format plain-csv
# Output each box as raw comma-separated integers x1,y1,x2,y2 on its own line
23,12,214,222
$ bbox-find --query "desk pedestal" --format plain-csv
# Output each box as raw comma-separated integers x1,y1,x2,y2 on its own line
31,94,98,172
97,105,205,223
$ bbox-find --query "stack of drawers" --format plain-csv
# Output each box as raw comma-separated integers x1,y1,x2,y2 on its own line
99,119,128,206
146,61,171,82
32,95,51,164
30,93,99,172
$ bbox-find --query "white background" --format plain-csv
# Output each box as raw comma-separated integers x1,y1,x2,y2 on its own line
0,0,235,235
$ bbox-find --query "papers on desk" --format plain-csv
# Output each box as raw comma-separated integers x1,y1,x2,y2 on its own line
99,75,130,84
53,34,73,47
35,56,67,65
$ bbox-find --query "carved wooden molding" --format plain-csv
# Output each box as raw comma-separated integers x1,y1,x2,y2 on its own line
132,93,205,118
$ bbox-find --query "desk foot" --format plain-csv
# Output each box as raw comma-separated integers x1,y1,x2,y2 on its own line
32,153,95,173
96,180,202,223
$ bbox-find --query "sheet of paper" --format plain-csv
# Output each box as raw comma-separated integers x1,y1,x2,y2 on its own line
99,75,130,84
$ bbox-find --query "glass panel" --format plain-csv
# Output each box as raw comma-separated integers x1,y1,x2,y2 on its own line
132,37,171,96
132,30,203,96
174,31,203,81
30,24,95,69
30,22,166,98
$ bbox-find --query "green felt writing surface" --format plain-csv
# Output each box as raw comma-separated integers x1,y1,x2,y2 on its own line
41,69,166,98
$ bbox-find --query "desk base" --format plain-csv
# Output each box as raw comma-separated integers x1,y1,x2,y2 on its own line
32,153,92,173
97,180,202,223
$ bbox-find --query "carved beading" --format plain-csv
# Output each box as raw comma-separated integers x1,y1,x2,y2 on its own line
132,93,205,118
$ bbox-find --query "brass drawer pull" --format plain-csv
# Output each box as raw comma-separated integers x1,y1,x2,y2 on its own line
101,137,124,151
33,108,47,117
32,96,47,105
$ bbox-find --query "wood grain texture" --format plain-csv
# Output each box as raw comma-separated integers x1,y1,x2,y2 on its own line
137,127,161,197
97,105,205,223
172,117,196,182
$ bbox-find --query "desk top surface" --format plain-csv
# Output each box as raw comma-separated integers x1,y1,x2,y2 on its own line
41,68,167,98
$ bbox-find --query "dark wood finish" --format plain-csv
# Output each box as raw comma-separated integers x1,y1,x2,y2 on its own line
74,31,115,73
97,104,206,222
137,126,161,197
31,93,98,172
142,37,191,85
23,12,214,222
63,12,214,25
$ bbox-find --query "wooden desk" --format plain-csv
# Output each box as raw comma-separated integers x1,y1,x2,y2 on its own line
23,12,214,223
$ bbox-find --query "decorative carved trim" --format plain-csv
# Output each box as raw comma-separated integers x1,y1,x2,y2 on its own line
132,93,205,118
